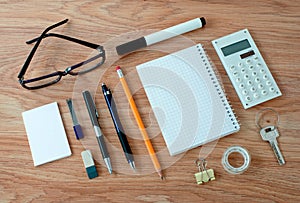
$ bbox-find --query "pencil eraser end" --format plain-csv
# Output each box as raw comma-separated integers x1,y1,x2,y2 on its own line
116,66,121,71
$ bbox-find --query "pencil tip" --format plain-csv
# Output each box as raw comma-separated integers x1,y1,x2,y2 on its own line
158,171,164,180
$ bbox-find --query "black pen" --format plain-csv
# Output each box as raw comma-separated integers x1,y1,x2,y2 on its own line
102,83,135,170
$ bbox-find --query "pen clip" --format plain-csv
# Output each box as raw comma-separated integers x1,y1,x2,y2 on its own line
89,93,99,118
102,83,111,96
95,107,99,118
83,90,100,125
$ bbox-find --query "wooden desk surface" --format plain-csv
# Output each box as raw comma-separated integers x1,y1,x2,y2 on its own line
1,1,299,202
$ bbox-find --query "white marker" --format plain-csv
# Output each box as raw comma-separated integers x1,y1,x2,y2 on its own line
116,17,206,55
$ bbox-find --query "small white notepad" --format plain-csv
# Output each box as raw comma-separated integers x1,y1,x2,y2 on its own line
22,102,71,166
137,44,240,156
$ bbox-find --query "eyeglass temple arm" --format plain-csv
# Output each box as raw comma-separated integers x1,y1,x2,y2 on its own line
26,33,101,50
18,19,69,79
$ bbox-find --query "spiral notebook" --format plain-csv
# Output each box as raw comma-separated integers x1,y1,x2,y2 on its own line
136,44,240,156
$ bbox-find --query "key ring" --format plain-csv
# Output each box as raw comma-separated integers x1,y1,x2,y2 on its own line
255,108,280,129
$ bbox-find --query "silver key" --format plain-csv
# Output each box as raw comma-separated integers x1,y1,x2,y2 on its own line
260,125,285,165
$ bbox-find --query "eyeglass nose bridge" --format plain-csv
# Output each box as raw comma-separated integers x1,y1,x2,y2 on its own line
63,67,72,76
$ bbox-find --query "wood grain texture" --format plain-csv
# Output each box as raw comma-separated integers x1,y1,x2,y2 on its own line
0,0,299,202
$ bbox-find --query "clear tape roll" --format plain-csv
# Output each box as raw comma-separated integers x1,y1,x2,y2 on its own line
222,146,251,174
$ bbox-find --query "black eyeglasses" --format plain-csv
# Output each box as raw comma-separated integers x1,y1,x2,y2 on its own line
17,19,106,90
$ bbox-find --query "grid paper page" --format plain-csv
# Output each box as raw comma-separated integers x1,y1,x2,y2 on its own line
136,44,240,156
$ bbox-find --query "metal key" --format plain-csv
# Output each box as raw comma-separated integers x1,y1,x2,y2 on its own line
260,125,285,165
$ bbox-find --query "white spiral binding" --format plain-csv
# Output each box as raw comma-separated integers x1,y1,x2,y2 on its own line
197,44,240,129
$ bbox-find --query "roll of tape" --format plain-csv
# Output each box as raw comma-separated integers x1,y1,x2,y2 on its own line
222,146,251,174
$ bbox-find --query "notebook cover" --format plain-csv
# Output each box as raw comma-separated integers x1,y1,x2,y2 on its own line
136,44,240,156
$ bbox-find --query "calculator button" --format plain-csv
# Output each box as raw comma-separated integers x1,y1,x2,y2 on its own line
257,63,262,68
254,57,259,61
242,90,248,95
258,83,264,89
261,90,268,95
255,77,260,83
239,83,245,89
266,80,272,86
233,71,239,77
247,80,253,86
238,62,243,67
260,69,266,74
230,65,235,71
244,74,250,79
253,93,259,98
269,87,275,92
250,86,256,92
252,71,257,76
248,65,254,70
245,95,251,101
241,68,246,74
236,77,242,83
246,59,251,64
263,74,268,80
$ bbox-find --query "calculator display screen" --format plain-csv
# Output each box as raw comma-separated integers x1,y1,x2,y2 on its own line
221,39,251,56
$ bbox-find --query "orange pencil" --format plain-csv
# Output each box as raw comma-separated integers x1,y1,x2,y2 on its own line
116,66,164,179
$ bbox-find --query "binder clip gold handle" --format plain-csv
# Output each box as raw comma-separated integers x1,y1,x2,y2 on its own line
194,158,215,185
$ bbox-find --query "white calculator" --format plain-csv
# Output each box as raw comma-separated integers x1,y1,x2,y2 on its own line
212,29,282,109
